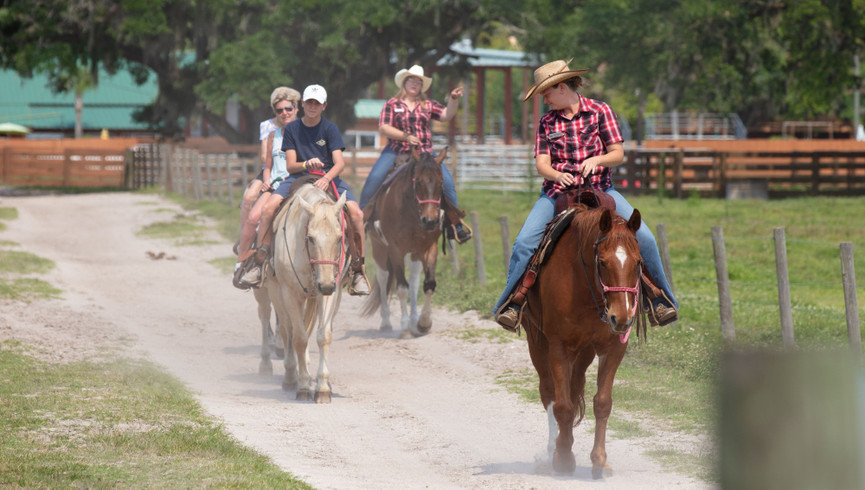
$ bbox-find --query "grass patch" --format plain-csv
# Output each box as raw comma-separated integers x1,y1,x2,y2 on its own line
452,324,520,344
136,213,211,246
0,344,311,488
0,278,62,300
0,207,19,220
0,249,55,275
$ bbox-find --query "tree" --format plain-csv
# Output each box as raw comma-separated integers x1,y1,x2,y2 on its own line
1,0,522,143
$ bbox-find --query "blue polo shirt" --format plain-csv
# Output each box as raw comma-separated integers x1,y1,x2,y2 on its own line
281,117,345,172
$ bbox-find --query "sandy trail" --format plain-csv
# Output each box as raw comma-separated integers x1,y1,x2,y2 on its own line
0,191,712,489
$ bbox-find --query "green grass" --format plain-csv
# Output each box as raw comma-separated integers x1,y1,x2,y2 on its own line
0,249,56,275
0,238,61,300
154,186,865,483
136,213,214,246
0,343,310,488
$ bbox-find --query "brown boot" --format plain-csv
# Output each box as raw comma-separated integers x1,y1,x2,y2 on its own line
348,258,370,296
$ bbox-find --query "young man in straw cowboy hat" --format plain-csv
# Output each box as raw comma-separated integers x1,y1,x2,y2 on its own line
493,59,679,331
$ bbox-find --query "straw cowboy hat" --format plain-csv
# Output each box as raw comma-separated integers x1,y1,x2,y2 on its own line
394,65,432,92
523,59,589,101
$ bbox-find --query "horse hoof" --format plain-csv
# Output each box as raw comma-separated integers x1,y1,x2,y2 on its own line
398,329,414,339
314,390,332,404
296,389,313,401
552,451,576,474
592,464,613,479
259,361,273,376
416,316,432,334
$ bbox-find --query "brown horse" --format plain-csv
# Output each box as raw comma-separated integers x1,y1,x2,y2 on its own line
522,204,643,477
361,149,447,338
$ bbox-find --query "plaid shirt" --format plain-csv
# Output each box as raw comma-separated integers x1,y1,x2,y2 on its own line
535,93,623,198
379,97,445,153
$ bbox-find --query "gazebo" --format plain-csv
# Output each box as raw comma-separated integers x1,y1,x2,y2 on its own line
438,39,541,145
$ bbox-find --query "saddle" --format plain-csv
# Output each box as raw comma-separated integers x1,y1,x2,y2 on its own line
503,188,666,334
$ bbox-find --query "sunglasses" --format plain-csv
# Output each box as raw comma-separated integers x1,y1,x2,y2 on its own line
274,106,295,114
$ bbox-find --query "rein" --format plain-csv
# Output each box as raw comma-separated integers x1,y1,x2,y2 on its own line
282,172,347,293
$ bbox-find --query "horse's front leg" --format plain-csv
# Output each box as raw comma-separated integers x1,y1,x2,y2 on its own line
274,288,300,392
293,297,316,401
406,259,422,333
590,344,627,479
374,264,393,332
549,344,578,474
413,243,438,336
313,293,338,403
253,287,273,376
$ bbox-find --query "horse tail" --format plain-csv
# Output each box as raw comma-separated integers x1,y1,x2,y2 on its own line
359,276,383,317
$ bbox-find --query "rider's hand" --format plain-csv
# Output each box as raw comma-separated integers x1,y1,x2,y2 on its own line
554,172,576,187
405,135,421,146
306,157,324,170
580,157,603,178
315,176,331,191
449,87,464,100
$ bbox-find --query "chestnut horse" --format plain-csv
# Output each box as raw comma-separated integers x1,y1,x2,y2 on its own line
522,204,643,477
361,149,447,338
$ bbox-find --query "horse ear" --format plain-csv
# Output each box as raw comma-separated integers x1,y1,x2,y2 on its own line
434,146,448,165
298,196,314,214
628,209,642,233
336,191,347,209
599,209,612,233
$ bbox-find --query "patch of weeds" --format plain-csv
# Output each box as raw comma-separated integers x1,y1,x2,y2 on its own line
0,278,62,300
645,445,717,483
452,324,519,344
0,207,18,220
208,256,237,275
0,250,55,275
137,214,209,246
495,368,541,406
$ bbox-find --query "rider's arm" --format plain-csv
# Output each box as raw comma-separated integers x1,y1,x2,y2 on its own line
325,149,345,181
578,143,624,178
438,87,464,122
263,132,274,186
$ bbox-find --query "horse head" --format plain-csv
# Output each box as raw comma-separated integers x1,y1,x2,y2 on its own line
595,208,642,336
409,148,446,230
297,190,347,296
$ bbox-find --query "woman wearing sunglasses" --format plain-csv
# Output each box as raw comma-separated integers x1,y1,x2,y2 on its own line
233,86,300,288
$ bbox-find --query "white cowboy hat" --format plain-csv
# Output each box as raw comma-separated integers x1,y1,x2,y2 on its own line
523,59,589,101
394,65,432,92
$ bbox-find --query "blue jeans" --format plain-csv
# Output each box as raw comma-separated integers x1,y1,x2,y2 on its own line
359,147,457,209
493,187,678,313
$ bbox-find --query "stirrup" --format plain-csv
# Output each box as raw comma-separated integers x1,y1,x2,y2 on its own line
348,265,370,296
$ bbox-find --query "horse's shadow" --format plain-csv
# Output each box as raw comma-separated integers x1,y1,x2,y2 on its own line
337,327,405,341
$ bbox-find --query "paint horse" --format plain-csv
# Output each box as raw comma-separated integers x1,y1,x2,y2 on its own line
270,183,348,403
522,203,644,477
361,149,450,338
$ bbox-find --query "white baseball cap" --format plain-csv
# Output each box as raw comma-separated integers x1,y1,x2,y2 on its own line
303,84,327,103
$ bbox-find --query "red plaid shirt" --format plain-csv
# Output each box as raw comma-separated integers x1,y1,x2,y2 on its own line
535,94,623,197
379,97,445,153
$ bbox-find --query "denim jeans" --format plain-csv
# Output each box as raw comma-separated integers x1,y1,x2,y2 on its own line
493,187,678,313
359,147,457,209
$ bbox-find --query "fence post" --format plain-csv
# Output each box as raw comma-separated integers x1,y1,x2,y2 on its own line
673,150,683,198
203,154,214,199
657,152,666,202
124,148,135,189
470,211,486,285
811,154,821,196
774,227,795,349
226,155,236,207
191,152,203,201
656,223,674,295
840,242,862,362
216,154,225,202
499,215,511,275
712,225,735,342
448,239,459,275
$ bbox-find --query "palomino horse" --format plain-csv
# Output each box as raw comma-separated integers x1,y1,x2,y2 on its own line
270,183,348,403
522,204,643,477
361,149,447,338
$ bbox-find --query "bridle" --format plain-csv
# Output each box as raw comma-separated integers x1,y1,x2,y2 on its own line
411,158,442,208
580,232,641,343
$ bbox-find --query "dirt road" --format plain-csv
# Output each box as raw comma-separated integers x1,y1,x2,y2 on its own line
0,192,712,489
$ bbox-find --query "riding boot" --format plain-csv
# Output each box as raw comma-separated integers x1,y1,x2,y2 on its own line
348,257,370,296
441,195,472,244
640,265,678,326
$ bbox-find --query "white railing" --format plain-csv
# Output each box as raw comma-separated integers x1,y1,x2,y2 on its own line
455,144,540,192
644,112,747,140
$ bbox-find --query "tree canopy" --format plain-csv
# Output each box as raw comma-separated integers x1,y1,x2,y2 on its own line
1,0,862,140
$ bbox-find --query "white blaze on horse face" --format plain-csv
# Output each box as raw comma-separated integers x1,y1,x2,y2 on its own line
615,245,628,269
615,245,631,312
